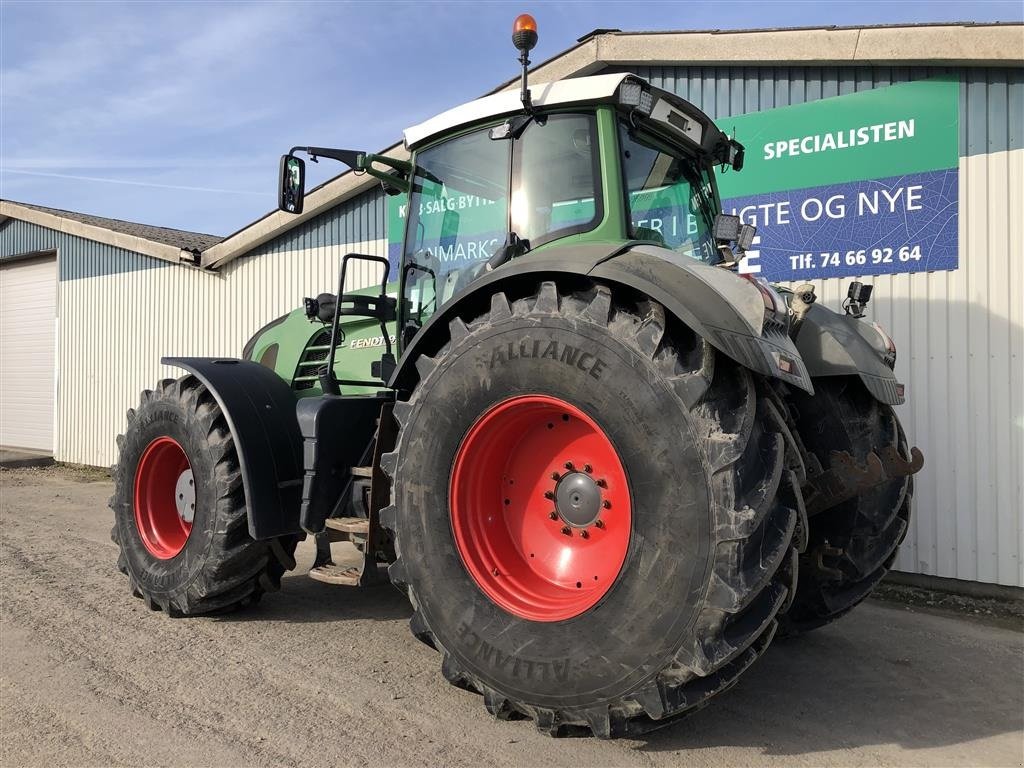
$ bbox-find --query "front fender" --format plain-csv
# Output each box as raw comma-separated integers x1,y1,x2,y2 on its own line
163,357,304,539
793,304,906,405
390,242,813,394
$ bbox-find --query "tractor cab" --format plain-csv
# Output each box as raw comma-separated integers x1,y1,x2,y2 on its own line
277,69,750,385
396,72,748,339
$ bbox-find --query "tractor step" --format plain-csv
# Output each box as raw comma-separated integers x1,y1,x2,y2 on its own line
325,516,370,534
309,563,362,586
307,403,397,589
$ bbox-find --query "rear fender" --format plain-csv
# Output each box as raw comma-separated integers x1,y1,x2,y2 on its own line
163,357,304,539
390,243,813,393
793,304,906,405
592,245,813,392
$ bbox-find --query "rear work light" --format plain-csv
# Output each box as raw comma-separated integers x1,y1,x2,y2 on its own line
619,81,654,116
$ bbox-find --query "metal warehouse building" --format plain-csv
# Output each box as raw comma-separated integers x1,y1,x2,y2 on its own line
1,22,1021,592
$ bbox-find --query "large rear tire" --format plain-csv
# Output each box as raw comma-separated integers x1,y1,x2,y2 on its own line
381,281,801,737
779,377,913,636
110,375,297,616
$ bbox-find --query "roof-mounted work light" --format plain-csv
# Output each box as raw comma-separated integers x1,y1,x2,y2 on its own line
618,80,654,116
512,14,538,112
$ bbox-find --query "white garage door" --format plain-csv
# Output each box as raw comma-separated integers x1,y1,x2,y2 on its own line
1,254,57,451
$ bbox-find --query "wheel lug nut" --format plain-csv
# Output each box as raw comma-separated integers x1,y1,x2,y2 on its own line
596,478,607,488
564,461,574,470
549,511,558,520
544,490,554,499
583,464,592,473
561,526,572,536
595,519,605,529
602,500,611,509
579,530,589,539
551,472,561,481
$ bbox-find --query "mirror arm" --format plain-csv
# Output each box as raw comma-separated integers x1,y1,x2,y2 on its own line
363,166,410,193
289,148,411,175
291,146,366,169
364,154,412,174
361,154,412,192
289,148,411,193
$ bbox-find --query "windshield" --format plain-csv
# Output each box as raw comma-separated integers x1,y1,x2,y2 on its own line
401,113,601,333
401,128,509,326
619,121,720,263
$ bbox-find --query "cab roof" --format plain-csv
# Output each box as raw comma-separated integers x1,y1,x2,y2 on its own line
403,73,630,150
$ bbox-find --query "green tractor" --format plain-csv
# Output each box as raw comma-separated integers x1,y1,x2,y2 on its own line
111,17,923,738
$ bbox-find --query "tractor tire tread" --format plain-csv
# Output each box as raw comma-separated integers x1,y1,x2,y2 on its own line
778,377,914,636
381,280,803,737
110,374,297,617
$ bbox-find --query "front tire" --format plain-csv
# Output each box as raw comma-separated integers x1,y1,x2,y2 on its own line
779,377,914,635
382,282,801,737
110,376,297,616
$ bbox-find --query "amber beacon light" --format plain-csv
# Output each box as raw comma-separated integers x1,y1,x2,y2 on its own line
513,14,539,111
512,13,538,51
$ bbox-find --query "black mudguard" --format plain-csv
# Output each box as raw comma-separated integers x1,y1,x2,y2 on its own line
162,357,304,539
792,304,906,405
390,242,814,394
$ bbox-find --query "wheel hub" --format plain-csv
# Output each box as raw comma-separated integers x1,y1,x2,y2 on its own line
554,472,601,528
449,395,632,622
133,436,193,560
175,469,196,523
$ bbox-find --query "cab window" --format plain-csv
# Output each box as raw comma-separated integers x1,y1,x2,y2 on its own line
512,113,601,248
619,122,718,263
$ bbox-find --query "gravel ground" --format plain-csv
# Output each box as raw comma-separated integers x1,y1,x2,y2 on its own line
2,466,1022,767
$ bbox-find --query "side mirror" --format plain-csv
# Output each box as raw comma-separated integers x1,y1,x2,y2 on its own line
279,155,305,215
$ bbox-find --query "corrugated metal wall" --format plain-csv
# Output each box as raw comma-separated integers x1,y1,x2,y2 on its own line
0,188,387,469
246,187,388,291
614,65,1023,588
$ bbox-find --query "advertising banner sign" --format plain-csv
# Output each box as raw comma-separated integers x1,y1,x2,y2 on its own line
387,77,960,282
717,77,960,281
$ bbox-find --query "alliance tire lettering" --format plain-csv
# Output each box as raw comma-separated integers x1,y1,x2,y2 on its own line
488,339,608,380
141,410,180,428
457,623,572,683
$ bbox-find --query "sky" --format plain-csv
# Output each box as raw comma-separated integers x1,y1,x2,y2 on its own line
2,0,1021,238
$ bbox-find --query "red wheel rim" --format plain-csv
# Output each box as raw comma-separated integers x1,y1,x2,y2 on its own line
450,395,631,622
133,436,194,559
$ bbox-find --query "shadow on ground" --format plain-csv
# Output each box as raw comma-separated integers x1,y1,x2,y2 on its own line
220,568,413,625
632,604,1023,757
230,556,1023,759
